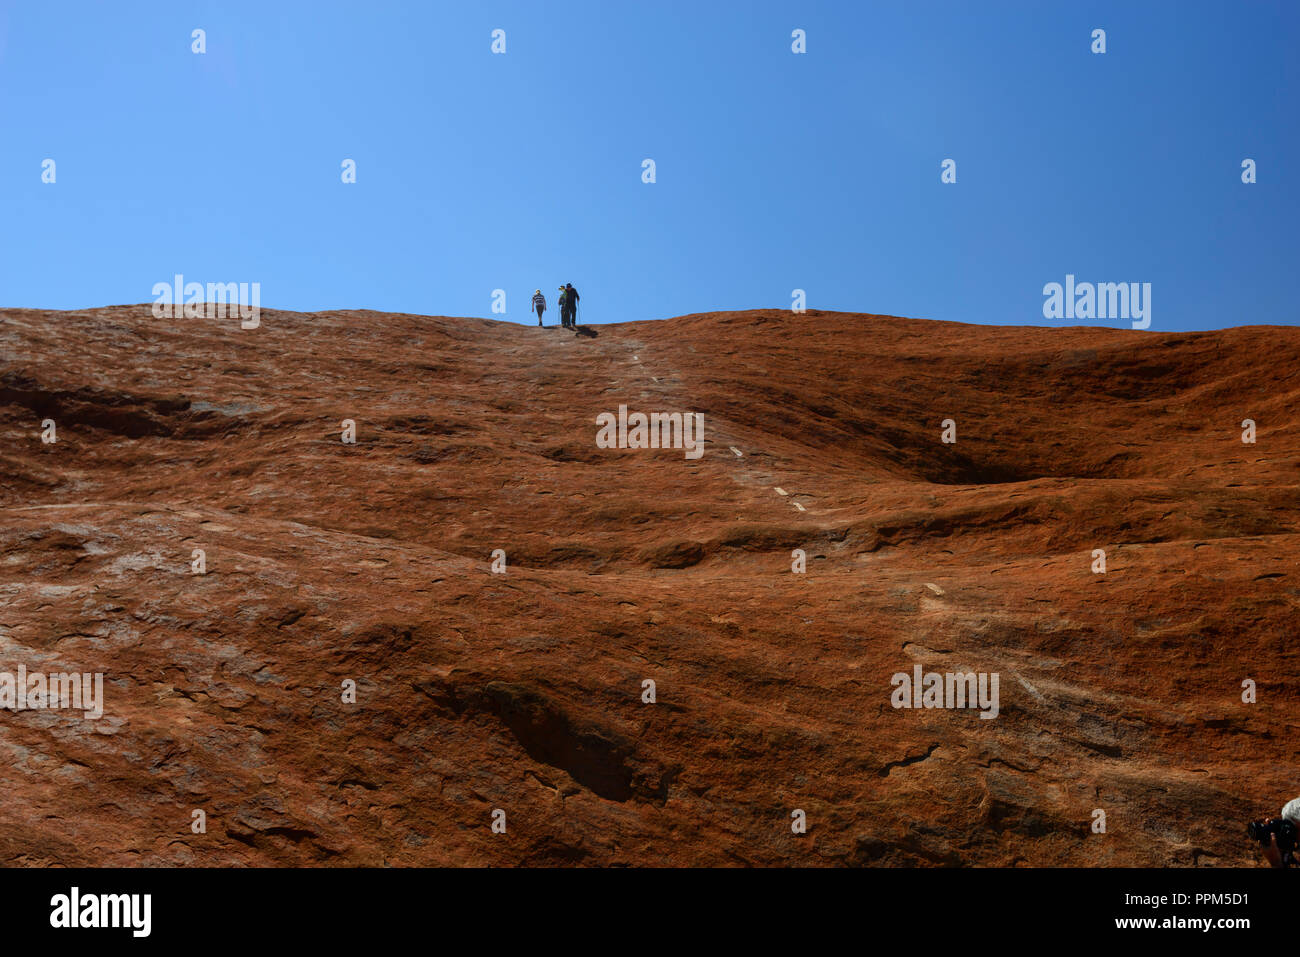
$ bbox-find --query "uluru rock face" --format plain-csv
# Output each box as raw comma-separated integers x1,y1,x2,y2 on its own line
0,304,1296,867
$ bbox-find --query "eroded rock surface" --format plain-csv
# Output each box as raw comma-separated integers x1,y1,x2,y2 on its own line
0,305,1296,866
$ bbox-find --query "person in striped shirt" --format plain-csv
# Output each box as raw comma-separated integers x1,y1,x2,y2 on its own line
531,289,547,326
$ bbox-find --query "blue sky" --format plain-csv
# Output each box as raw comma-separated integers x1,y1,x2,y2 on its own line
1,0,1295,330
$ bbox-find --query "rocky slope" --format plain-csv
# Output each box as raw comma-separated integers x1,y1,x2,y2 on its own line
0,304,1297,866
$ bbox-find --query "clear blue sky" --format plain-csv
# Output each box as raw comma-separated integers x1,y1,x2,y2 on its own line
1,0,1295,330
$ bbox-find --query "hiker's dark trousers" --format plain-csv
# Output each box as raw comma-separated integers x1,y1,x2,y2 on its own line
536,306,544,325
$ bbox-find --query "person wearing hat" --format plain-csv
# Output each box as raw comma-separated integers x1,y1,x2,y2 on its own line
531,289,547,326
557,285,569,328
563,282,580,327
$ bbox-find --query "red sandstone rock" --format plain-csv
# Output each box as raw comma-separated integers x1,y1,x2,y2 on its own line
0,304,1296,866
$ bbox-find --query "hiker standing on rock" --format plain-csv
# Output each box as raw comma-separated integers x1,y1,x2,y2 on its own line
564,282,580,327
557,285,569,328
532,289,547,326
